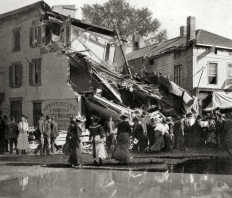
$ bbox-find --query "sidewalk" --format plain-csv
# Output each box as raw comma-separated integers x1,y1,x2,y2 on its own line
0,148,229,168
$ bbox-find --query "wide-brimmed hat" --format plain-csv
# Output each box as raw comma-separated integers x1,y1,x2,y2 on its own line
166,116,173,122
3,115,8,119
76,115,86,122
186,112,193,118
46,115,51,120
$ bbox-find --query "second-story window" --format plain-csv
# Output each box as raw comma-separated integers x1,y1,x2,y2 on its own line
12,28,21,52
174,65,181,86
29,59,42,86
30,25,45,47
208,63,217,84
9,62,23,88
227,64,232,85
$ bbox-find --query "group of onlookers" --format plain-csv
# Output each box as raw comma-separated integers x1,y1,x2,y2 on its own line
0,114,59,155
62,108,232,167
33,114,59,156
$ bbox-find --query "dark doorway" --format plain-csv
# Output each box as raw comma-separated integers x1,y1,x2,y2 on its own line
33,103,42,127
10,101,22,123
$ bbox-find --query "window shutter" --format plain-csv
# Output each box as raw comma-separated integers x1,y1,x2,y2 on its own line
41,25,45,44
17,64,23,87
29,62,34,85
38,26,42,45
9,66,13,87
30,27,34,47
38,60,42,85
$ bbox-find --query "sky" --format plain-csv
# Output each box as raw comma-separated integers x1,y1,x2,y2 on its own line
1,0,232,40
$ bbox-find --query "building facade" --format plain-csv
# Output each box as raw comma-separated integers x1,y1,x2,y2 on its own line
0,2,81,129
127,16,232,113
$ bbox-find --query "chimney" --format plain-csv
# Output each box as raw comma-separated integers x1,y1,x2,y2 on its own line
180,26,187,37
186,16,196,42
133,34,145,50
52,5,77,18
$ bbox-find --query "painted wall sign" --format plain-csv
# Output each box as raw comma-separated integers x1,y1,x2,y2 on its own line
42,99,79,130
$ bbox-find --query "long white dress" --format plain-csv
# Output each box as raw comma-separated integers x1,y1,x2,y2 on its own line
17,121,29,150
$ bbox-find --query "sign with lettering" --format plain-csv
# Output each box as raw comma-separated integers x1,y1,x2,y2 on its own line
42,99,80,130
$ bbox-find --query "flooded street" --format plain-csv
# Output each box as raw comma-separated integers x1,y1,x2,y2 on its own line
1,158,232,197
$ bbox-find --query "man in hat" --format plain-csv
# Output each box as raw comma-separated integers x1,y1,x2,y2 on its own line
2,115,9,153
43,115,52,156
50,117,59,153
7,117,19,154
34,114,45,156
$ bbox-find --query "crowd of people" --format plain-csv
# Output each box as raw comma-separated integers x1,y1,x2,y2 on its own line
62,107,230,167
0,114,60,155
0,107,230,167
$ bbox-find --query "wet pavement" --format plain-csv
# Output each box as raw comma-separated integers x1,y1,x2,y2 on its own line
1,159,232,197
0,148,232,197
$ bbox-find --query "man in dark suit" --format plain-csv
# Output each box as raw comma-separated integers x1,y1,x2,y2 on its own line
50,117,59,153
34,114,45,156
2,115,9,153
7,117,19,154
43,115,52,156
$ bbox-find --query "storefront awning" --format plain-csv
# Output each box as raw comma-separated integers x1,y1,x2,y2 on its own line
204,91,232,111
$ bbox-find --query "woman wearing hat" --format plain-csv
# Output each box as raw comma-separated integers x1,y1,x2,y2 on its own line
17,115,29,155
68,115,86,167
112,113,132,164
89,116,107,165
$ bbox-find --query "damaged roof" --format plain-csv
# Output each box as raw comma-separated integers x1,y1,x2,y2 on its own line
126,37,186,61
44,11,115,37
127,29,232,61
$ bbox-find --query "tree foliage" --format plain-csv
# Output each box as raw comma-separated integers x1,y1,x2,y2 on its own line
81,0,167,45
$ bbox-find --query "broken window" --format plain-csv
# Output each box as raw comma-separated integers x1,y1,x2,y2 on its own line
9,62,22,88
174,65,181,86
30,25,45,47
208,63,217,84
12,28,21,52
29,59,42,86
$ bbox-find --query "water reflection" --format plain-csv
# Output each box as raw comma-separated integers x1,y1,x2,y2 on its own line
1,167,232,198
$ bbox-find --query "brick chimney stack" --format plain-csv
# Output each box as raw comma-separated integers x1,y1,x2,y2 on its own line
186,16,196,42
180,26,187,37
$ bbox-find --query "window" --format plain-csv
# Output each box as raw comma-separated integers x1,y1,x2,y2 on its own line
29,59,42,86
208,63,217,84
33,103,42,127
174,65,181,86
10,101,22,123
9,63,22,88
174,51,181,59
12,28,20,52
30,25,45,47
149,59,154,65
227,64,232,85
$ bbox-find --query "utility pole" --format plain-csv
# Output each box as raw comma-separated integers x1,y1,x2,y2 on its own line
115,28,132,79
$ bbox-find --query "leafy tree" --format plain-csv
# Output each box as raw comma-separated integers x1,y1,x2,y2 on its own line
81,0,167,45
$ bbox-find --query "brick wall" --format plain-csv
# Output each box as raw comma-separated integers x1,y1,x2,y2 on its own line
128,58,143,76
142,46,193,92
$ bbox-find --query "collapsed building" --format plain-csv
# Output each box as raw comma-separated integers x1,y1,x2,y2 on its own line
0,1,195,130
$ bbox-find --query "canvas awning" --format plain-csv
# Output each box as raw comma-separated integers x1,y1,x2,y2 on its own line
204,91,232,111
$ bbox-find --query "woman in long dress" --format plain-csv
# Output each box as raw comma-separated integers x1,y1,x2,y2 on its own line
18,115,29,155
112,113,132,164
150,117,165,152
68,116,85,167
89,117,107,165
